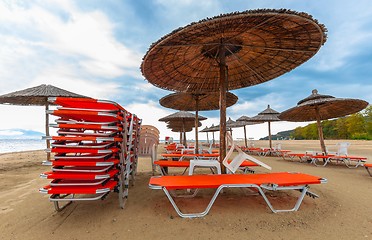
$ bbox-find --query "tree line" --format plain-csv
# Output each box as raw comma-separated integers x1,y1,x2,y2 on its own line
291,105,372,140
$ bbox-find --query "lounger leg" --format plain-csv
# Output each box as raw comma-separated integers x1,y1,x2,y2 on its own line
51,194,73,212
162,186,224,218
366,167,372,177
313,158,329,167
258,185,309,213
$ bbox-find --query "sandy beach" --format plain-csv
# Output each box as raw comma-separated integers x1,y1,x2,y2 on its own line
0,140,371,240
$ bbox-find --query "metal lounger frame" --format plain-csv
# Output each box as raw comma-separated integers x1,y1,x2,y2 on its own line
149,180,327,218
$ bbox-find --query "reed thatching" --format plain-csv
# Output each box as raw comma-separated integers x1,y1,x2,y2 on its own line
236,115,263,125
200,124,219,133
166,121,202,128
142,9,327,170
251,105,281,122
278,89,369,154
0,84,88,105
236,115,263,148
0,84,88,161
159,92,238,111
251,105,281,149
279,89,369,121
159,111,207,122
141,9,327,93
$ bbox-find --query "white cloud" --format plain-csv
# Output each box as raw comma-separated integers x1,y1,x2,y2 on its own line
0,0,142,85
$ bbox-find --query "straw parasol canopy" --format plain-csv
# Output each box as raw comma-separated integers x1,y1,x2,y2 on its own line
279,89,369,154
159,111,207,146
251,105,281,149
159,111,207,122
236,115,262,148
200,126,211,143
160,92,237,152
141,9,327,168
201,124,220,145
0,84,89,160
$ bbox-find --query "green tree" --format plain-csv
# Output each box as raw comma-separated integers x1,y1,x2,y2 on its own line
346,113,366,139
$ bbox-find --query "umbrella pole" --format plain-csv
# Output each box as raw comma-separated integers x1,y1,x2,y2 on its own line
268,121,272,149
244,125,247,148
219,43,227,173
179,132,182,144
315,107,327,154
206,132,209,144
212,132,215,146
183,131,186,146
182,119,186,146
195,96,199,154
45,103,50,161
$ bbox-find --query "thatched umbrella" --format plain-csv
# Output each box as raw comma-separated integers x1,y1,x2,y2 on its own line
159,92,237,153
159,111,207,146
200,126,210,143
0,84,88,160
251,105,281,149
141,9,327,169
236,116,262,148
202,124,220,145
279,89,369,154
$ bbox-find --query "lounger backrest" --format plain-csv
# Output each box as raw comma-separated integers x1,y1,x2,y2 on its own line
337,142,350,156
223,133,272,173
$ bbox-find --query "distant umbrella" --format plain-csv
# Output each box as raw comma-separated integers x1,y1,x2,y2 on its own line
160,92,237,153
251,105,281,149
200,126,210,143
201,124,220,145
236,115,262,148
159,111,207,146
279,89,369,154
0,84,89,160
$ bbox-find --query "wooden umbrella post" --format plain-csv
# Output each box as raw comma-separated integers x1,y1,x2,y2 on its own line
45,103,51,161
219,42,227,173
243,125,248,148
315,106,327,154
212,131,215,146
182,119,187,146
194,95,199,154
268,121,272,149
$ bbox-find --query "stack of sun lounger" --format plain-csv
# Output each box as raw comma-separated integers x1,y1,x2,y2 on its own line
39,97,141,211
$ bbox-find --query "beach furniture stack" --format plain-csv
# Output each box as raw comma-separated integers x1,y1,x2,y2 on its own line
39,97,141,211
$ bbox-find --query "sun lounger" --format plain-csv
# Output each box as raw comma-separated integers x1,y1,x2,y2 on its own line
161,153,219,161
364,163,372,176
43,158,120,167
50,123,123,131
40,180,118,211
285,153,314,162
49,97,126,111
310,155,367,168
47,109,124,122
40,97,142,211
154,160,260,175
149,172,327,218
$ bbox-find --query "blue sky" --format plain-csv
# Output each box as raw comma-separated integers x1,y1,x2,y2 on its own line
0,0,371,140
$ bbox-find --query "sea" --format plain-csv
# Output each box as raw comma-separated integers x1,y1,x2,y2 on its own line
0,139,45,154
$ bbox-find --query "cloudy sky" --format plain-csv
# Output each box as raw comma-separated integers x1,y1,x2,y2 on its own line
0,0,371,141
